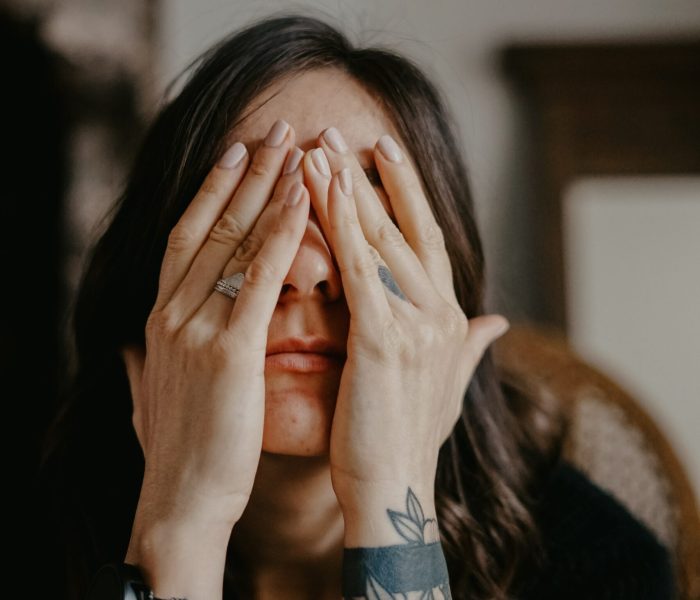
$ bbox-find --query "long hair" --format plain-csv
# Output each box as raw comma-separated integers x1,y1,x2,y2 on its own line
40,12,565,600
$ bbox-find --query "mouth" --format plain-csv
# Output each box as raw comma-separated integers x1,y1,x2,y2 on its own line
265,352,344,373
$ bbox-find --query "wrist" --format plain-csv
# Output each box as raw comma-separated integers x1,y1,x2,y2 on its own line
337,482,450,599
338,481,437,547
125,510,234,600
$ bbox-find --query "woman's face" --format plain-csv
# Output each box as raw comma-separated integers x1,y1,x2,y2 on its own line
230,68,404,458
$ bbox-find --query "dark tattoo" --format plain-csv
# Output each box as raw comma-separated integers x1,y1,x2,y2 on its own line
342,487,452,599
366,243,408,302
378,265,408,301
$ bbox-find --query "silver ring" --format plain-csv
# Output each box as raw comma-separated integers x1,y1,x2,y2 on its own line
214,272,245,299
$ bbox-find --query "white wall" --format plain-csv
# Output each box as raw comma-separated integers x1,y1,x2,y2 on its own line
564,176,700,495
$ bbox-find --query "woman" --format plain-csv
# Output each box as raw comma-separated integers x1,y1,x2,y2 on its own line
39,12,675,600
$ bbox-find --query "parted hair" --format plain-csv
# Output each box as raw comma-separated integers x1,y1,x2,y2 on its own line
40,11,565,600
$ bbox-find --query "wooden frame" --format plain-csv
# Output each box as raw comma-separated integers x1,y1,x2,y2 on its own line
501,40,700,332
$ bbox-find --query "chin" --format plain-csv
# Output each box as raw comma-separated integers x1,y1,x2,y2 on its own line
260,373,338,456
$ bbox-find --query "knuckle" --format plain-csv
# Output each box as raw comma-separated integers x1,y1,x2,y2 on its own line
344,255,377,280
244,255,278,286
146,309,179,339
375,219,406,248
232,232,261,263
418,220,446,250
179,318,215,348
436,305,467,337
331,211,359,233
248,156,273,178
166,225,197,253
199,176,220,198
210,212,246,246
351,168,367,188
416,319,438,347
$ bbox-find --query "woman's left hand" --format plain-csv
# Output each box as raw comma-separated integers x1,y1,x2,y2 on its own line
302,127,509,522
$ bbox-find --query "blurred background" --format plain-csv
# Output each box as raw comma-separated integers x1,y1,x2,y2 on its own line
2,0,698,589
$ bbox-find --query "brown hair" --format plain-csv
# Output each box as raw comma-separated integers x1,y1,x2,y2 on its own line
40,12,565,599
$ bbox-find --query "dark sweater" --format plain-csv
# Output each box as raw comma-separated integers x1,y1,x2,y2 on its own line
32,459,678,599
517,460,677,599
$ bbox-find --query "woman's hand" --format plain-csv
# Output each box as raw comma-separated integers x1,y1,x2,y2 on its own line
303,127,509,538
120,120,309,598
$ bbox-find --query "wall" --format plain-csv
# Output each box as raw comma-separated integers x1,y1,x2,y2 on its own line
565,176,700,494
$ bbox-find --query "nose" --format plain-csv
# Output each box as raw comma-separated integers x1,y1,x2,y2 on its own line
279,207,344,302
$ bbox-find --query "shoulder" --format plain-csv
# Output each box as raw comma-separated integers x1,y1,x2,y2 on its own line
517,460,677,600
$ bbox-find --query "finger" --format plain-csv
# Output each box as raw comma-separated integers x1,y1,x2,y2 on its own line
374,133,457,305
153,140,250,312
195,146,306,328
326,168,393,337
226,182,310,339
224,145,305,274
316,128,438,311
302,147,333,242
303,147,408,307
121,344,146,447
121,344,145,395
167,120,296,325
462,315,510,367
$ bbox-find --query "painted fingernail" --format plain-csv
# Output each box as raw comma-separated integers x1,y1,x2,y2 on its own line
264,119,290,147
285,182,304,207
283,146,304,174
339,168,353,195
311,148,331,177
323,126,348,153
377,134,403,163
219,141,247,168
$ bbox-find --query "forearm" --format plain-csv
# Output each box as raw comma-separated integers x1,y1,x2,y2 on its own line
340,482,452,600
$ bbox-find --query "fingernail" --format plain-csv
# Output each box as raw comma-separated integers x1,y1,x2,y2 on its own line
377,134,403,163
285,182,304,207
219,142,247,168
323,126,348,153
311,148,331,177
339,168,353,195
283,146,304,174
264,119,290,147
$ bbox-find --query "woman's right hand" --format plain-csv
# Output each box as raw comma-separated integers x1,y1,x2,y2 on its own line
121,119,308,536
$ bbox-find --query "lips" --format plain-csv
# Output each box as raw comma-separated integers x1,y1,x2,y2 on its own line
265,352,343,373
265,335,346,359
265,336,345,373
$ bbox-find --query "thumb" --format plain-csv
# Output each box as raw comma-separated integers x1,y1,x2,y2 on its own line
464,315,510,364
121,344,145,393
121,344,146,448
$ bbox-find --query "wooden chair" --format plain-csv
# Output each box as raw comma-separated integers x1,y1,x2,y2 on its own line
492,324,700,600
